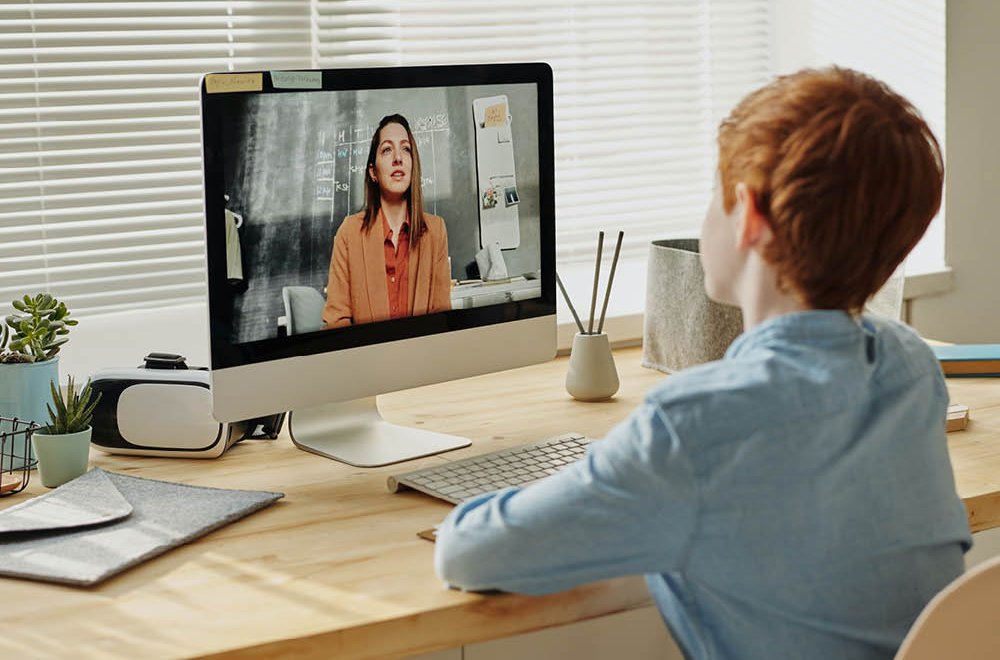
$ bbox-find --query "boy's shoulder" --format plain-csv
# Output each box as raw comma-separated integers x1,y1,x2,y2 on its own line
641,314,941,440
644,354,796,431
863,314,943,385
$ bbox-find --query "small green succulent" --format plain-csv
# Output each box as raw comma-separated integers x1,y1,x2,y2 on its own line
0,293,77,364
44,376,101,435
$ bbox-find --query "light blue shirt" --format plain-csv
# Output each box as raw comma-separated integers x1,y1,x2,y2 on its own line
435,311,971,659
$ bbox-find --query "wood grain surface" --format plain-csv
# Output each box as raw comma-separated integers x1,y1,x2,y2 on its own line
0,347,995,659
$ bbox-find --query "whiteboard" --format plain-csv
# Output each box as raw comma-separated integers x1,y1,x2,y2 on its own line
473,95,520,249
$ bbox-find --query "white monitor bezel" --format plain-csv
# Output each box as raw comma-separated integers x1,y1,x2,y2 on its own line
200,63,556,422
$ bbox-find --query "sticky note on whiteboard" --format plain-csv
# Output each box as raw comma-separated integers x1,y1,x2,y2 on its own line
484,102,507,128
204,73,264,94
271,71,322,89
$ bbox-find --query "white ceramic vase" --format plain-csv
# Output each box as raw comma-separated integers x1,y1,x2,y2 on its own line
31,426,91,488
565,332,620,402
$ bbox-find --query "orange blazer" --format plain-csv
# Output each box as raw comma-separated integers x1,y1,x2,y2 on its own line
323,211,452,328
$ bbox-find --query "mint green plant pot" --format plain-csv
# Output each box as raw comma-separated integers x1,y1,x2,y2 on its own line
31,426,91,488
0,357,58,425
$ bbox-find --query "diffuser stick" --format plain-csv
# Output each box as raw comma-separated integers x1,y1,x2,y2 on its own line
556,271,585,334
597,230,624,334
587,231,604,334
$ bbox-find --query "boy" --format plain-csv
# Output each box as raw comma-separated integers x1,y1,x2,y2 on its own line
434,67,972,659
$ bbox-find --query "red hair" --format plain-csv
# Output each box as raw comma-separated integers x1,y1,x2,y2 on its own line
717,67,943,312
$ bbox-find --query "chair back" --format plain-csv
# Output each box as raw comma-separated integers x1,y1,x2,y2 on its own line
896,555,1000,659
282,286,325,335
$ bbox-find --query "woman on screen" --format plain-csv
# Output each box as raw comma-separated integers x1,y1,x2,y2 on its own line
323,114,452,329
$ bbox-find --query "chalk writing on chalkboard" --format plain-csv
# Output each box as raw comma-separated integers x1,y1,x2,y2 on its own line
314,114,452,224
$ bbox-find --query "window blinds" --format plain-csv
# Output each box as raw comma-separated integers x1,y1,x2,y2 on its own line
3,1,770,317
316,0,772,265
805,0,946,274
1,2,311,316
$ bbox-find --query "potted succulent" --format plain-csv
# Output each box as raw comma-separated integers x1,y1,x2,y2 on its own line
31,376,101,488
0,294,77,430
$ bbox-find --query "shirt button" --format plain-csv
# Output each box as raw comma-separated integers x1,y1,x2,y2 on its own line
391,277,395,282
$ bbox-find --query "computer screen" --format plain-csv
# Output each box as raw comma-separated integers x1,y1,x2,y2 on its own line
201,63,556,466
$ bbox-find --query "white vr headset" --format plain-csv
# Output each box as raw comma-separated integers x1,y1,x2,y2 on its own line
89,353,285,459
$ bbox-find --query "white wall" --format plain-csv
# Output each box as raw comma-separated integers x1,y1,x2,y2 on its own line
910,1,1000,341
770,0,947,277
59,303,210,379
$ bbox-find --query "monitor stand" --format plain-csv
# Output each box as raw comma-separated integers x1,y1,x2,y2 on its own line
287,396,471,467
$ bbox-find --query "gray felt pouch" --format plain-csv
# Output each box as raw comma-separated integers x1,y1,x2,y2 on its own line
0,468,283,586
642,239,744,373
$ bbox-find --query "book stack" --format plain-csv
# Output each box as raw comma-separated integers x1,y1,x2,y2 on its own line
931,344,1000,377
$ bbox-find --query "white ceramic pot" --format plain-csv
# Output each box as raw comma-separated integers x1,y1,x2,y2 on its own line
31,426,91,488
565,332,619,402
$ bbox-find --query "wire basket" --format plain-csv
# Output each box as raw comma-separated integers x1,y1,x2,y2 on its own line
1,416,38,496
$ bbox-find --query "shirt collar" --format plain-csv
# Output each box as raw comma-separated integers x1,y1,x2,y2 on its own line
379,208,409,238
726,310,865,359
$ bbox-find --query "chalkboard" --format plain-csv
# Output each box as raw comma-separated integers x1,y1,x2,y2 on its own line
219,82,541,343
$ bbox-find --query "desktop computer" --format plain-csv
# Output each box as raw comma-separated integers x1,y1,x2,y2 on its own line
200,63,556,468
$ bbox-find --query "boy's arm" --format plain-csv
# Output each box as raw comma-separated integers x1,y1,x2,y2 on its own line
434,403,699,595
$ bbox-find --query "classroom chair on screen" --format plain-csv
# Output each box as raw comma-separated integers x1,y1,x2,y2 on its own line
282,286,325,336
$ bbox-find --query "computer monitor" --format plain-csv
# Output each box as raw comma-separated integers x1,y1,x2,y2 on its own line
200,63,556,467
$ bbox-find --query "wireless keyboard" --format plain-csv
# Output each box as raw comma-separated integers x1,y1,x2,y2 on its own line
387,432,591,504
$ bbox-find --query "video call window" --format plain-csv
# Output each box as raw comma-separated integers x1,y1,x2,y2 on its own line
214,82,544,345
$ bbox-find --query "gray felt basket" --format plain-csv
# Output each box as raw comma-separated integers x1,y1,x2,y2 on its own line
642,239,744,373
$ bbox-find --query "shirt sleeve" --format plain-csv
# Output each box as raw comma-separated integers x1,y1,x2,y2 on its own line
434,402,699,595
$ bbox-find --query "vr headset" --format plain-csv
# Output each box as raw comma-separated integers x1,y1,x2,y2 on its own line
90,353,285,459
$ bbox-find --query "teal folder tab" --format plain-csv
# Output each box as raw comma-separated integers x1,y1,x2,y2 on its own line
931,344,1000,377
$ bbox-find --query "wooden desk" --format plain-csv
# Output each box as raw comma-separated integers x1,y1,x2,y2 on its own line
937,376,1000,532
1,346,998,659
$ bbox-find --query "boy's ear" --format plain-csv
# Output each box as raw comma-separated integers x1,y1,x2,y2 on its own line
734,183,771,250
